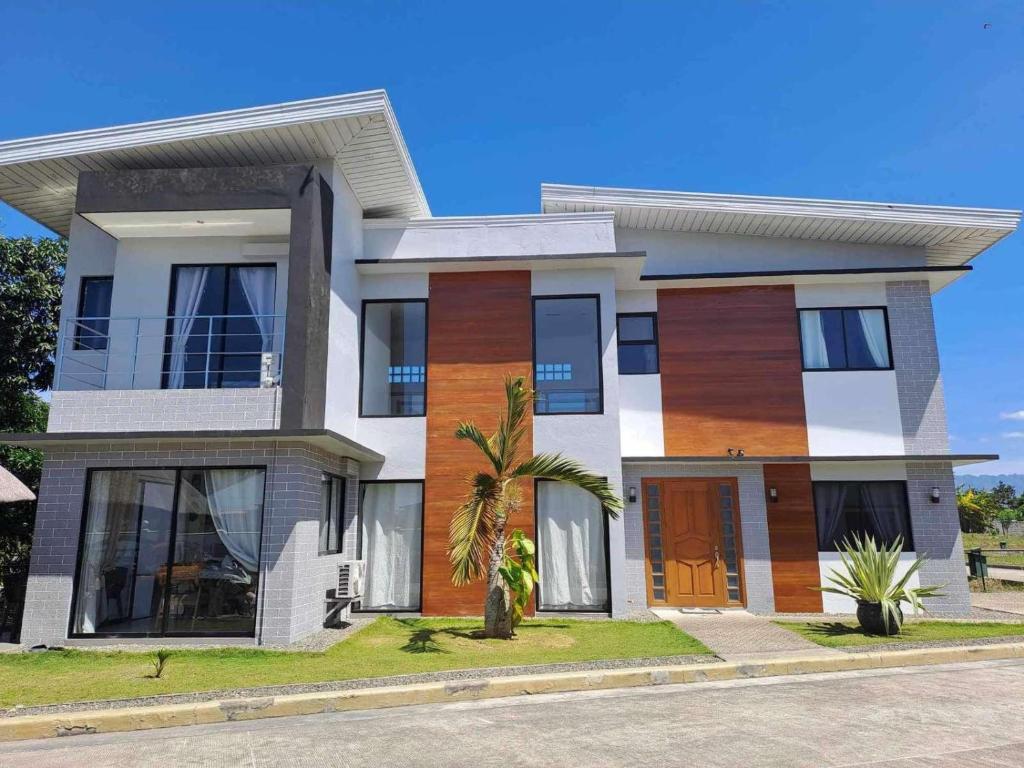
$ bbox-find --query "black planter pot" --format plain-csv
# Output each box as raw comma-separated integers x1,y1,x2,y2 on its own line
856,601,903,636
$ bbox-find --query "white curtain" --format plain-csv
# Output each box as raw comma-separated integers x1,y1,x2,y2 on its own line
361,483,422,610
799,310,830,369
857,309,890,368
203,469,265,573
237,266,277,353
75,472,113,634
537,481,608,610
168,266,209,389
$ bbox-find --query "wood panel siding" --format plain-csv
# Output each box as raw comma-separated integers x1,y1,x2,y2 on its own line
764,463,823,612
423,271,534,615
657,286,809,456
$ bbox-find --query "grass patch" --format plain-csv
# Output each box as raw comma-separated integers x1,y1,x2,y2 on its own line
963,533,1024,567
776,619,1024,648
0,617,709,708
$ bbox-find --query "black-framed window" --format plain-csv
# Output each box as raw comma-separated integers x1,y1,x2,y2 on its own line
358,481,423,611
813,481,914,552
319,474,346,555
799,307,892,371
70,466,266,638
360,300,427,416
533,295,602,414
163,264,277,390
617,313,659,374
74,276,113,351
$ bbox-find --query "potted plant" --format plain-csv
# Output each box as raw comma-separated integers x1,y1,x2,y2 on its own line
819,534,943,636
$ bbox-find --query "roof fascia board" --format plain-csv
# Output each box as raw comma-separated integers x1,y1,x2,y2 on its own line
362,211,615,229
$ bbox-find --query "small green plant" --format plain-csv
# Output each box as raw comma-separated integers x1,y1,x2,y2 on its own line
149,649,172,679
818,534,943,635
498,529,540,632
995,506,1024,538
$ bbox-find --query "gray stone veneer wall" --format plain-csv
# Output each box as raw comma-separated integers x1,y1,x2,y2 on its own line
47,389,282,432
906,461,970,616
886,281,950,454
19,439,359,647
620,463,775,615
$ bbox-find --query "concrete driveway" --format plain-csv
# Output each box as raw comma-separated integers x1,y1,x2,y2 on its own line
1,659,1022,767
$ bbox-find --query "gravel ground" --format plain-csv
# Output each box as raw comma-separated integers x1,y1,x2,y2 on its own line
0,653,716,719
841,633,1024,653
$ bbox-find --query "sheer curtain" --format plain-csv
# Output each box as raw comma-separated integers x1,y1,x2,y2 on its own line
237,266,277,354
857,309,890,368
168,267,209,389
800,310,830,368
858,482,906,546
537,481,608,610
203,469,265,573
361,483,423,610
813,482,849,551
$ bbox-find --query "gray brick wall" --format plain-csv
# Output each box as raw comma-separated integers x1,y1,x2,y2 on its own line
47,389,281,432
620,463,775,615
906,461,970,616
886,281,950,454
19,440,359,647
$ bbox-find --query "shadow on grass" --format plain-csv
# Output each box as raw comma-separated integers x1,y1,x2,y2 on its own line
395,618,572,654
799,622,875,638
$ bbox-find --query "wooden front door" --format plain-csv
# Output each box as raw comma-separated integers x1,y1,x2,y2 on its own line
643,478,744,608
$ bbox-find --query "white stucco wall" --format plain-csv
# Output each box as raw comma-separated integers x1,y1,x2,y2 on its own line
615,228,927,274
363,213,616,261
614,290,664,457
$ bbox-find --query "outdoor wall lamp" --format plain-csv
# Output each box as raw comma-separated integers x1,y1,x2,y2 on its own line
628,486,638,503
767,485,779,503
930,486,941,504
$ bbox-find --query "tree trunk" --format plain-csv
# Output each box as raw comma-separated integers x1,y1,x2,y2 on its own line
483,530,513,639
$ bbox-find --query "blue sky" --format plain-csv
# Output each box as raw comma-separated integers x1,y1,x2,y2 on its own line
1,2,1021,472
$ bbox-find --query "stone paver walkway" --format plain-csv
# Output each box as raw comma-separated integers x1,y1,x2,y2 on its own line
972,590,1024,616
652,608,842,661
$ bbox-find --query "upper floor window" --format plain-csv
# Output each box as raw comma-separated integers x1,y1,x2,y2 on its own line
616,313,659,375
74,276,113,351
163,264,277,389
534,296,602,414
360,300,427,416
813,481,913,552
799,307,891,371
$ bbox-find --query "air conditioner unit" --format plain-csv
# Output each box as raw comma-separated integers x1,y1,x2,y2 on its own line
338,561,366,600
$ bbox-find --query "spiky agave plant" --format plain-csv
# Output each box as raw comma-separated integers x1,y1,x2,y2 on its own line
819,534,943,635
448,375,622,639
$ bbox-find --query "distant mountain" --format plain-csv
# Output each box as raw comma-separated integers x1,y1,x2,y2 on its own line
954,474,1024,493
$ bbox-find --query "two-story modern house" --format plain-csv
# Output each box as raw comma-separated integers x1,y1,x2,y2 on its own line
1,91,1019,647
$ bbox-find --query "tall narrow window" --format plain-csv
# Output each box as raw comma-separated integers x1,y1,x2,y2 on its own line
361,301,427,416
534,296,602,414
813,481,913,552
71,467,266,637
74,276,113,350
164,264,277,389
359,482,423,610
799,308,891,371
536,481,609,611
617,313,659,374
320,474,346,555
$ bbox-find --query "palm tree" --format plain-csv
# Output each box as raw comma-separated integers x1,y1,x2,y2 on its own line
448,375,622,638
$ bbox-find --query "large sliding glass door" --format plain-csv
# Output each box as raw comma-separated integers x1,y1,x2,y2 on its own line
359,482,423,611
536,481,609,611
72,467,266,637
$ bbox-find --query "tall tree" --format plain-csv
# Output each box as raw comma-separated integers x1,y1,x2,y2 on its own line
0,236,66,570
448,376,622,638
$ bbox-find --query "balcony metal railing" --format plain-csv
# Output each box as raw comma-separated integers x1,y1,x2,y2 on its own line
55,314,285,391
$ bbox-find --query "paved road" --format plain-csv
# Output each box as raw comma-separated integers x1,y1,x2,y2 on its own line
2,660,1024,767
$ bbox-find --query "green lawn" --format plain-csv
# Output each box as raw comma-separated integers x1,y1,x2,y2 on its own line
776,619,1024,648
963,533,1024,567
0,617,710,709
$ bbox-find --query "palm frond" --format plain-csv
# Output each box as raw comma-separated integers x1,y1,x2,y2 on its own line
454,421,501,474
448,473,500,586
494,376,531,472
512,452,623,518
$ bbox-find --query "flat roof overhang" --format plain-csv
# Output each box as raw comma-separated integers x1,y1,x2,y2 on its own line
0,429,384,464
622,454,999,468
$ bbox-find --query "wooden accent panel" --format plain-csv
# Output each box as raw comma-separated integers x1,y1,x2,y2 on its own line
658,286,809,456
764,463,823,612
423,272,534,616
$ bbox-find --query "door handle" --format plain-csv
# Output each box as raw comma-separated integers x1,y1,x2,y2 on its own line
713,546,720,568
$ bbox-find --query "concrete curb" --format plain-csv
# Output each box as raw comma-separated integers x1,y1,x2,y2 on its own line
3,642,1024,742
